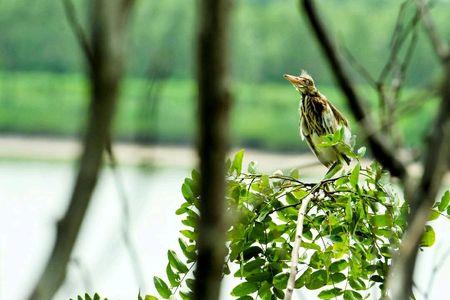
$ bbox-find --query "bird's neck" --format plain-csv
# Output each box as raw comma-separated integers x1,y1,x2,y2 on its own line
301,89,319,101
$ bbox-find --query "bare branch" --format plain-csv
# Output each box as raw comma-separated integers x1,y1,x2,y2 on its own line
340,45,377,89
106,148,146,290
61,0,94,65
425,246,450,299
193,0,233,299
378,0,420,83
391,28,418,100
385,62,450,300
28,1,134,299
300,0,408,179
70,257,93,292
415,0,449,61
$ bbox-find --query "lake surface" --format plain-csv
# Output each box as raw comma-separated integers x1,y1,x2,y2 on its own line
1,161,449,300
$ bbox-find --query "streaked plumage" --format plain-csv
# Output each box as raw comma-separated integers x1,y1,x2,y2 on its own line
284,71,351,167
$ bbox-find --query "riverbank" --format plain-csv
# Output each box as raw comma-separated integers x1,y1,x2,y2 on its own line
0,135,326,175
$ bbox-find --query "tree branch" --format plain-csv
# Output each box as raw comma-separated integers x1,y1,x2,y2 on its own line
385,60,450,300
415,0,449,62
106,149,146,290
300,0,408,179
284,184,320,300
193,0,233,299
61,0,94,65
28,1,134,299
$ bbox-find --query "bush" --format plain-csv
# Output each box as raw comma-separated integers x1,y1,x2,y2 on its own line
150,147,449,299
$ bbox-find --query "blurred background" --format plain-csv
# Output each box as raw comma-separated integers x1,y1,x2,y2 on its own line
1,0,450,299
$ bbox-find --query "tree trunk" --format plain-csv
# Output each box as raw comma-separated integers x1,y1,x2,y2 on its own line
193,0,233,299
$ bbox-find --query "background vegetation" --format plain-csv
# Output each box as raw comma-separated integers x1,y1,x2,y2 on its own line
0,0,448,152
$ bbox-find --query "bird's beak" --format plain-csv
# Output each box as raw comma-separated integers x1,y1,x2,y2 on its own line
283,74,301,84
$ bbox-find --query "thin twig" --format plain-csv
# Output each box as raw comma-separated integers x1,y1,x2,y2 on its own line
340,45,377,89
415,0,449,61
61,0,94,65
284,182,320,300
424,246,450,299
106,149,146,290
70,257,93,292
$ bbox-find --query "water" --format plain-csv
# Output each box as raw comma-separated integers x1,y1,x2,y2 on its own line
1,161,449,300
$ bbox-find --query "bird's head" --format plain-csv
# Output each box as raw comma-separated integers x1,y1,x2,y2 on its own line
283,70,316,94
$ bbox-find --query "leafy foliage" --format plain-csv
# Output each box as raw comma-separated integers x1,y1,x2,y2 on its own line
152,146,449,299
70,293,106,300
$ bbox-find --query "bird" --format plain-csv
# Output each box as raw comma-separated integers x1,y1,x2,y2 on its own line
284,70,352,168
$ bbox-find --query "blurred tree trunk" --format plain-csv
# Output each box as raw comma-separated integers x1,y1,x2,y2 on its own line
28,1,134,299
193,0,233,299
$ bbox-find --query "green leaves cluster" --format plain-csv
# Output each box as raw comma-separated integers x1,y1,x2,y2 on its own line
70,294,106,300
151,150,447,299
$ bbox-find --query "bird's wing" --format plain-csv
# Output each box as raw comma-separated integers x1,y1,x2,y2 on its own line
304,134,321,160
328,101,349,128
324,100,352,145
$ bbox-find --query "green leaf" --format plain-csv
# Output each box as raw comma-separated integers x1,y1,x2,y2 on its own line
345,199,353,223
306,270,328,290
349,163,360,188
273,287,285,299
168,250,189,273
247,161,257,174
231,282,259,297
318,288,343,299
153,276,171,299
290,168,300,179
428,209,441,221
246,271,271,282
186,278,195,290
237,296,253,300
243,258,266,273
178,238,196,260
324,162,342,179
420,225,435,247
273,273,289,290
231,149,245,175
144,296,158,300
370,275,383,283
371,214,392,227
256,205,272,222
329,259,347,273
295,268,311,288
181,183,194,201
301,241,321,251
356,146,366,157
175,202,191,215
179,291,193,300
166,263,179,287
180,230,196,240
349,278,366,290
330,272,346,283
242,246,263,259
438,191,450,212
343,290,363,300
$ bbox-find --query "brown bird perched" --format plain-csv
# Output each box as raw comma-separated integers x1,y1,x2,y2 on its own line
284,70,352,168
